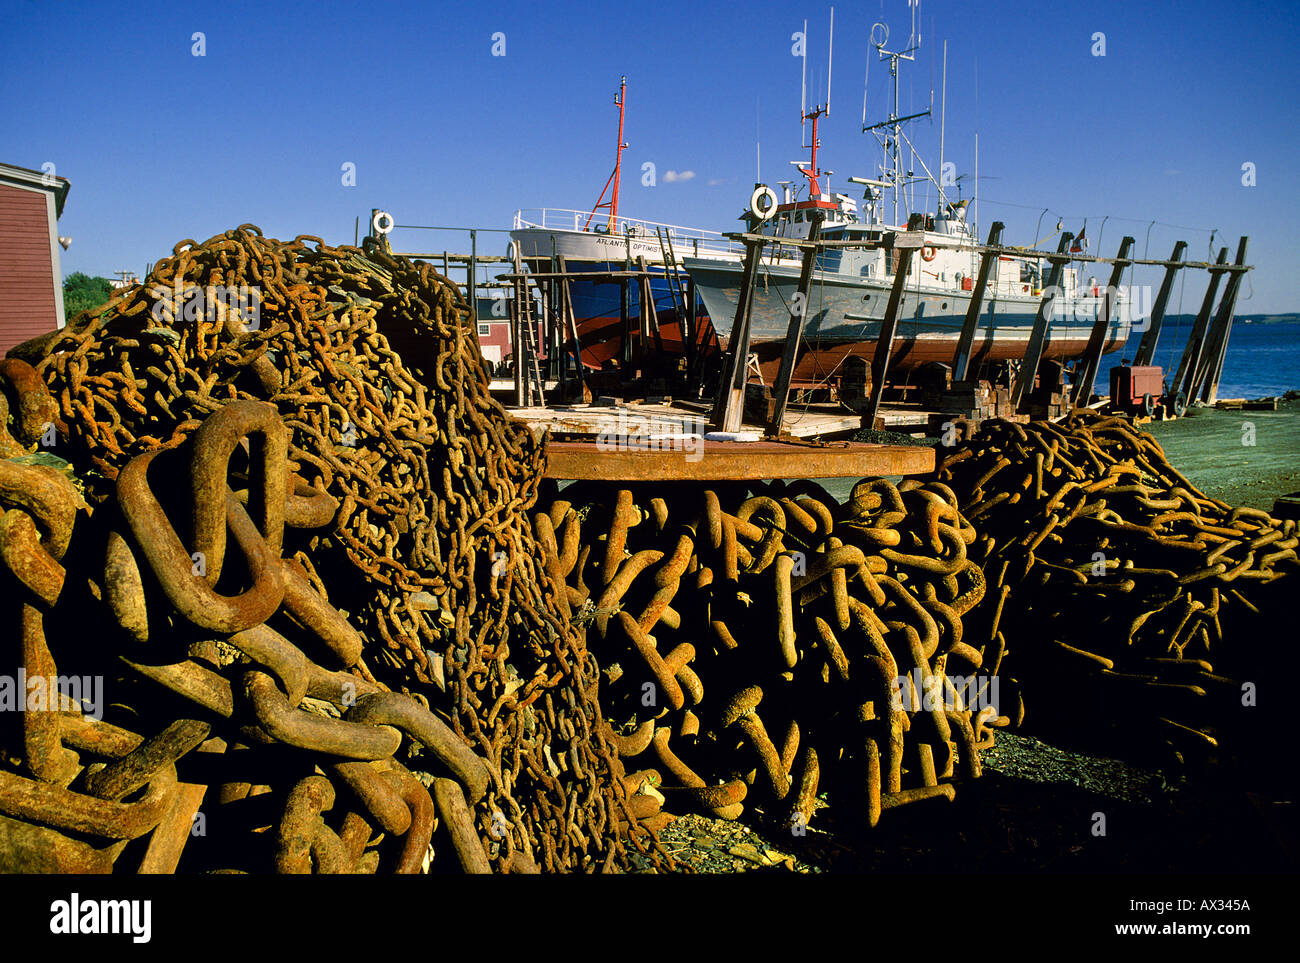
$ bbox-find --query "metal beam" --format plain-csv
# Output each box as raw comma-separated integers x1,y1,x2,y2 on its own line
711,238,765,432
1132,241,1188,367
1169,246,1229,409
1072,235,1135,405
952,221,1004,382
544,439,936,481
1012,233,1073,410
863,214,925,428
767,218,824,435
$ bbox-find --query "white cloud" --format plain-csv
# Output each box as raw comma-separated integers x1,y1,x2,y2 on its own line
707,177,726,186
663,169,695,183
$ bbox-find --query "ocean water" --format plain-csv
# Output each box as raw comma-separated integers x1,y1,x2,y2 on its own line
1094,317,1300,401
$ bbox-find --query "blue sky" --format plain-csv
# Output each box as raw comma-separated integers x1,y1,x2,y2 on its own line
4,0,1298,311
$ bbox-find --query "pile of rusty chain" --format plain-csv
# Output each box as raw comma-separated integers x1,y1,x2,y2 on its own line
534,478,1004,834
9,226,659,872
1,395,505,872
936,411,1296,758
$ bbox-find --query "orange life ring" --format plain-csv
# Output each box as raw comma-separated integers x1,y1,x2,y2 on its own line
921,246,937,262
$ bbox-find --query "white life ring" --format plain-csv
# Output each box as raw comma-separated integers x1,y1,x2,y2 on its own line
921,246,937,262
749,185,779,221
371,210,394,236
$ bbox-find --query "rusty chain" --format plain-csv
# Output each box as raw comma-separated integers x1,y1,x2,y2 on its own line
535,477,1000,834
936,411,1295,761
3,227,663,872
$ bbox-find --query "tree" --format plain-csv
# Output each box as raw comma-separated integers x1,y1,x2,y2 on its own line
63,272,116,317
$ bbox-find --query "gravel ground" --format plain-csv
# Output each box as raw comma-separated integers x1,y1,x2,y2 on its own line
630,730,1295,873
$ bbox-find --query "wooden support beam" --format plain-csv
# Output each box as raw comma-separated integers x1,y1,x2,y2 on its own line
510,245,525,406
1133,241,1188,367
1169,246,1229,410
863,214,926,428
766,218,823,435
1072,235,1135,406
711,238,765,432
619,278,632,371
468,230,478,322
555,256,591,402
1011,233,1074,410
1197,236,1249,405
685,275,698,384
547,261,562,385
638,256,664,356
952,221,1004,382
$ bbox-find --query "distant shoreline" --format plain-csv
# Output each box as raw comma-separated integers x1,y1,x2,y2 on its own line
1235,314,1300,324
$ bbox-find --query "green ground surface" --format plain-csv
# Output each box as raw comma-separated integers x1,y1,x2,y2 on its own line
1144,399,1300,510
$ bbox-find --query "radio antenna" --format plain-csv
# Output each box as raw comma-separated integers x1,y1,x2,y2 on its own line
826,6,833,116
800,18,807,126
939,39,946,209
861,34,869,126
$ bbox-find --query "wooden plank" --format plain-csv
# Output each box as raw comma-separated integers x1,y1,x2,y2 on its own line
510,402,859,440
544,439,935,481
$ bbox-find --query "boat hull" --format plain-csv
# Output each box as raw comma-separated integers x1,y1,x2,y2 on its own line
511,228,721,367
684,258,1131,386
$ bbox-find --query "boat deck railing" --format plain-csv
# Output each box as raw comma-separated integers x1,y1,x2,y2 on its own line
512,208,742,259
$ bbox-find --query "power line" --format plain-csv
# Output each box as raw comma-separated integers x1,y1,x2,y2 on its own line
976,198,1217,235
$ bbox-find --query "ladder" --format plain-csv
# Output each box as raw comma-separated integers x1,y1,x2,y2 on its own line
510,246,547,406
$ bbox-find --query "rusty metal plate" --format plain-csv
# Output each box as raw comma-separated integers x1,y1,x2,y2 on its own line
543,440,935,481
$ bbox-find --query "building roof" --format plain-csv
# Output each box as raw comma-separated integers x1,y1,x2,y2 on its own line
0,162,71,217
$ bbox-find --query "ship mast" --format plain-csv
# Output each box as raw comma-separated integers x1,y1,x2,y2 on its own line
584,76,628,233
797,9,833,199
862,5,930,227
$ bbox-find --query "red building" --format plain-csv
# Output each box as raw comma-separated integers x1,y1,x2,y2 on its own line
0,162,71,357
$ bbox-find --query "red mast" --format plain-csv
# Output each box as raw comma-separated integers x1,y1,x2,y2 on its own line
584,76,628,232
800,104,827,198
